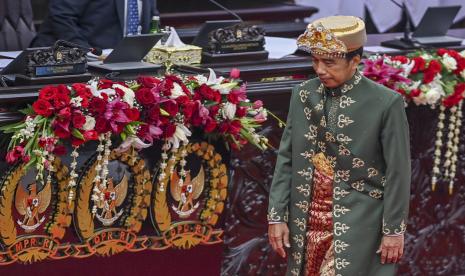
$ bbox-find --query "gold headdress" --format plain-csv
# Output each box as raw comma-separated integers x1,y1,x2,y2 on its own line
297,16,367,58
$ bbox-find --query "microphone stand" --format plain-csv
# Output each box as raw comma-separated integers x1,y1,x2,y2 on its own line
381,0,420,49
207,0,243,21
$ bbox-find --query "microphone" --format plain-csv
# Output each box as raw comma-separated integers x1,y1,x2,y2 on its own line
207,0,243,21
54,40,103,56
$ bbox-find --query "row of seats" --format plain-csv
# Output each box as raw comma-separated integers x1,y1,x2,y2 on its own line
0,0,36,51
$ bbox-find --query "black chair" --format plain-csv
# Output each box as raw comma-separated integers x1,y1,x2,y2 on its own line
0,0,36,51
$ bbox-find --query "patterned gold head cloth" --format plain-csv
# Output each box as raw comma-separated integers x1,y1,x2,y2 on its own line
297,15,367,58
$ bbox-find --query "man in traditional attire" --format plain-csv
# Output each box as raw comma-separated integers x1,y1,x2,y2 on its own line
267,16,411,276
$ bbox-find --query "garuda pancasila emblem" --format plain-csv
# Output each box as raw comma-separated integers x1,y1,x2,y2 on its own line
170,166,205,218
95,175,128,226
15,181,51,233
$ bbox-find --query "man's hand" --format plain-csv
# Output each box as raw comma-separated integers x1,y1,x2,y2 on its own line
268,223,290,258
376,235,404,264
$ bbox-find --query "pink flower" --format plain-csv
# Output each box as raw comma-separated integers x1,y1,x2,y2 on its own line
5,146,25,164
137,124,163,143
104,98,132,133
253,100,263,109
230,68,240,79
363,58,411,90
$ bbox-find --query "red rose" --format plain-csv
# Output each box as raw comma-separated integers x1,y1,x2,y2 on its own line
229,120,242,135
218,122,229,134
124,108,140,121
197,84,221,103
56,84,71,95
83,130,98,141
72,113,86,129
423,70,436,84
53,145,67,155
95,117,110,133
147,106,160,122
136,88,156,106
53,93,71,109
32,99,53,117
437,48,448,56
98,79,116,89
230,68,240,79
175,95,190,105
411,57,426,74
236,106,247,117
428,60,442,75
137,76,161,88
38,86,57,100
391,56,408,64
209,105,220,117
204,118,217,133
163,100,179,117
163,123,176,138
71,137,85,147
89,97,107,115
227,92,240,104
182,101,196,120
54,125,71,139
409,89,421,98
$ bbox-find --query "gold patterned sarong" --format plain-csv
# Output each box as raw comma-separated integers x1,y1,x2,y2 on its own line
305,153,335,276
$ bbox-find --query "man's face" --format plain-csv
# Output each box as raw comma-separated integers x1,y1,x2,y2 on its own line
311,53,361,88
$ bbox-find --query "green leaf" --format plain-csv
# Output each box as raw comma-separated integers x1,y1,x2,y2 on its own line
160,108,170,116
19,105,34,115
120,132,127,141
71,128,85,140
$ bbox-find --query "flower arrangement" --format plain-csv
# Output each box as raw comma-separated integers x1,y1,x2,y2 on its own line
362,49,465,107
362,49,465,194
1,69,272,205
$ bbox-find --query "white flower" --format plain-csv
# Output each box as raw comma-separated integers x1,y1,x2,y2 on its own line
116,135,152,152
169,82,185,99
222,102,236,120
70,96,83,107
113,84,135,107
82,116,96,131
460,69,465,80
416,81,445,106
195,74,208,85
401,60,415,77
168,124,192,149
206,68,223,86
442,53,457,71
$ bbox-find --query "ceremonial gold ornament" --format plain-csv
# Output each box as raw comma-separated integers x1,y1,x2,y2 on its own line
153,142,227,249
0,158,72,264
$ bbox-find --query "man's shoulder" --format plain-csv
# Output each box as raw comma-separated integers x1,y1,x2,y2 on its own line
361,76,403,104
295,77,321,91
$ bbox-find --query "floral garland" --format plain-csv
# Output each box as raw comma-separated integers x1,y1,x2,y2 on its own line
362,49,465,194
1,69,272,203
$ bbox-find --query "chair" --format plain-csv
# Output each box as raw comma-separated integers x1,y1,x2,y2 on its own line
0,0,36,51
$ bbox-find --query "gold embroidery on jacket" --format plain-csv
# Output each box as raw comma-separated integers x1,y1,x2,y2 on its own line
352,158,365,168
294,218,306,231
333,187,350,200
297,184,311,197
339,95,355,108
295,201,309,213
334,222,350,236
300,89,310,103
368,168,379,178
334,240,350,253
267,207,281,222
337,114,354,128
333,204,350,218
293,234,305,248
